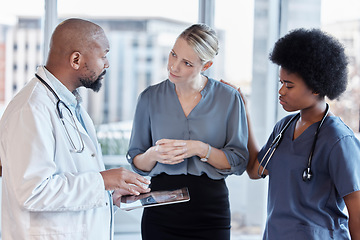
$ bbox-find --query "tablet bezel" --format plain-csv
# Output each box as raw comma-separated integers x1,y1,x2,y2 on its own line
119,187,190,211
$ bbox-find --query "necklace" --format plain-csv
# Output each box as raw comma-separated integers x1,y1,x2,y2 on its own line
176,76,205,102
193,83,204,101
175,77,206,117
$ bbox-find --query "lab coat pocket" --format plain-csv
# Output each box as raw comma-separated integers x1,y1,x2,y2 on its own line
29,224,88,240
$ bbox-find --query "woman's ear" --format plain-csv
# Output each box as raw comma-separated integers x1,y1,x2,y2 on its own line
312,91,325,100
70,52,81,70
202,61,213,72
312,90,320,96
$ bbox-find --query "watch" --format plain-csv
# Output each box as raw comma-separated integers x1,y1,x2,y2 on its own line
200,144,211,162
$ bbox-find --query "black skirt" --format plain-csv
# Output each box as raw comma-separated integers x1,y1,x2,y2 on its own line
141,173,231,240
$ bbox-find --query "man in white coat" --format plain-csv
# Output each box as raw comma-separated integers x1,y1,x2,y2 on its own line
0,18,150,239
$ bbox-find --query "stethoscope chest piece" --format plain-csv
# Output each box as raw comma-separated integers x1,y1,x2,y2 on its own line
302,167,313,182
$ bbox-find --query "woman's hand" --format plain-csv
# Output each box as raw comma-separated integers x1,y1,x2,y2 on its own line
220,79,247,106
154,139,205,165
140,138,232,170
133,139,189,171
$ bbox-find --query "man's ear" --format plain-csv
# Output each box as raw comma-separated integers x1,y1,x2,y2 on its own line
202,61,213,72
70,52,81,70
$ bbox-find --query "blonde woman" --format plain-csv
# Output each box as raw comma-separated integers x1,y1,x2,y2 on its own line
127,24,249,239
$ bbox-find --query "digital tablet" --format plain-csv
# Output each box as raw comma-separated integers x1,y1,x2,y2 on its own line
119,187,190,211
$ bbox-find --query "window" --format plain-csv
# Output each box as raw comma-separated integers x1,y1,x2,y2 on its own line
322,0,360,133
2,1,359,239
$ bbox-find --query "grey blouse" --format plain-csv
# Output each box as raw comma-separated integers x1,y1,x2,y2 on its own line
126,78,249,180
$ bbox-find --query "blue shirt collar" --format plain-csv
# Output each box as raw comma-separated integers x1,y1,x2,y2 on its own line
42,66,82,108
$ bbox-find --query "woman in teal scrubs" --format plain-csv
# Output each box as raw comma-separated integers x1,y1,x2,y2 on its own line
231,28,360,239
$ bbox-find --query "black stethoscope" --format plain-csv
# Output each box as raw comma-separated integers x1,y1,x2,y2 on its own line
258,103,329,182
35,74,85,153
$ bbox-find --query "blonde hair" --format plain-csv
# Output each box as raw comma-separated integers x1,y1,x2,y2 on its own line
178,24,219,63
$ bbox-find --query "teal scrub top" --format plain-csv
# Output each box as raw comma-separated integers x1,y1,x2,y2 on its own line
259,114,360,240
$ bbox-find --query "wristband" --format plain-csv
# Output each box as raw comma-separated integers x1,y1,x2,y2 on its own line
200,144,211,162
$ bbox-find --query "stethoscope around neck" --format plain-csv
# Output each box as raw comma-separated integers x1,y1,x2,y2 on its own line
35,74,85,153
258,103,330,182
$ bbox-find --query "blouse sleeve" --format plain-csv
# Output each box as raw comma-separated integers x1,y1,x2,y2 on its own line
126,89,153,176
216,93,249,176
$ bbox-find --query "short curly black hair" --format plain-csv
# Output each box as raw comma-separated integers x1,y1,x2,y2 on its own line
269,28,348,100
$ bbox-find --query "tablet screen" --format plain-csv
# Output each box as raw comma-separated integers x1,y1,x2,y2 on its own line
119,187,190,211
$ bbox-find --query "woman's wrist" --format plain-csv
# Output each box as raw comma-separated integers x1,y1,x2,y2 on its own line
197,141,210,159
149,146,160,164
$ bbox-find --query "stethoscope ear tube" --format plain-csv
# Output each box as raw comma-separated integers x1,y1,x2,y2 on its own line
35,74,60,101
56,101,64,119
35,73,85,153
258,146,277,178
257,113,300,178
257,104,329,181
302,103,329,182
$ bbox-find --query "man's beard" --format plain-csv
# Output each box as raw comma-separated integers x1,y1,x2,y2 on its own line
80,70,106,92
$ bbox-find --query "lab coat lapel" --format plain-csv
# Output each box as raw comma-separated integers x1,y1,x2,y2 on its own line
36,66,99,154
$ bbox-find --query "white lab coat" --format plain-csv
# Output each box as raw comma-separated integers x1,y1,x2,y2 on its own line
0,67,114,240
